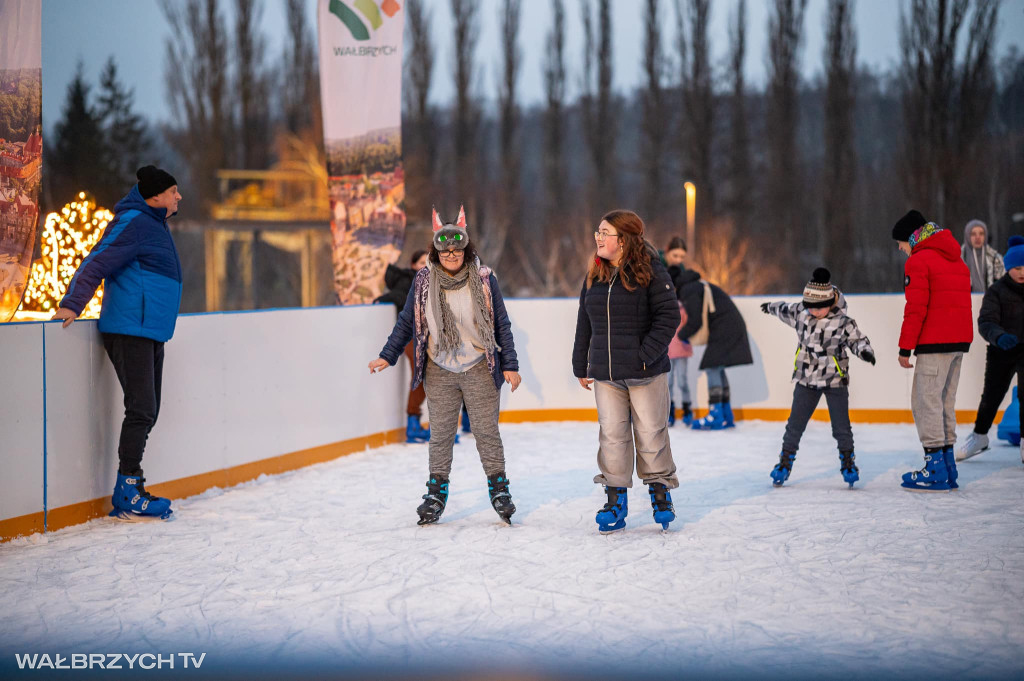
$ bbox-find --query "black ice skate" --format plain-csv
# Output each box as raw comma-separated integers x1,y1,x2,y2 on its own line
487,472,516,524
416,474,449,525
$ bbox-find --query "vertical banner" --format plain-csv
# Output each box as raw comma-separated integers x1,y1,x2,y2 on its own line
0,0,42,322
317,0,405,305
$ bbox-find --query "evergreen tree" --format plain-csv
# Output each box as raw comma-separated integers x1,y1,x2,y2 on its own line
96,57,152,197
48,63,110,207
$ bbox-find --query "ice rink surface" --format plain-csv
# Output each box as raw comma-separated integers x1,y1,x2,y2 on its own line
1,421,1022,680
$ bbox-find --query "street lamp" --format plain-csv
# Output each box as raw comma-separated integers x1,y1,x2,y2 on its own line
684,181,696,258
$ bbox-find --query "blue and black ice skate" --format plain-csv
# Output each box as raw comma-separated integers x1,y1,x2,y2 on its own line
596,486,628,534
417,474,450,525
901,447,951,492
648,483,675,530
109,472,173,521
487,472,516,525
770,451,796,486
839,450,859,488
942,445,958,490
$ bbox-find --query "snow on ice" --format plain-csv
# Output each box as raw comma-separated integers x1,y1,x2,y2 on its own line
1,421,1022,680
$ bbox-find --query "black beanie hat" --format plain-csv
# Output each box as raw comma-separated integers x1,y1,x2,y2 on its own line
137,165,177,199
892,209,927,242
803,267,836,308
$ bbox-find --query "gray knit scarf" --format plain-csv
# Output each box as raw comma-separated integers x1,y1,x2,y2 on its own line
429,259,498,360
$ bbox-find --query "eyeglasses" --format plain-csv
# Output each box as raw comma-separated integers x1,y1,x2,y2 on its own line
594,231,620,242
439,249,463,259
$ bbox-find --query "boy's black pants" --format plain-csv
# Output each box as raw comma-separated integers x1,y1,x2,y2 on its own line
102,333,164,476
974,345,1023,435
783,384,853,454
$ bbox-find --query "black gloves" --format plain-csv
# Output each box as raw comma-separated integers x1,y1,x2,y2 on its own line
862,350,876,365
760,302,771,314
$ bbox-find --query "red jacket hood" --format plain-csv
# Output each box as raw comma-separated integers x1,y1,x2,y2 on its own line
911,228,961,262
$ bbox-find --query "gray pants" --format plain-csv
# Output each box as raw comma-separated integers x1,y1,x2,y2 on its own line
593,372,679,489
424,359,505,477
782,384,853,453
668,357,691,405
911,352,963,449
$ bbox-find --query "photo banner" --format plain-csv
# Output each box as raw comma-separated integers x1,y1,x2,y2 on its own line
0,0,42,322
317,0,405,305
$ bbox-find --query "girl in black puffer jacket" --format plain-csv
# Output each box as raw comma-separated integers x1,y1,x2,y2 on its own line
572,210,681,534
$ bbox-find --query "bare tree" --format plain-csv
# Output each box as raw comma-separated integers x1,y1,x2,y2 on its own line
450,0,481,218
899,0,999,227
161,0,231,215
822,0,857,282
677,0,715,218
403,0,436,229
542,0,567,227
282,0,321,143
580,0,616,214
492,0,522,272
234,0,271,168
725,0,752,234
640,0,668,232
765,0,808,282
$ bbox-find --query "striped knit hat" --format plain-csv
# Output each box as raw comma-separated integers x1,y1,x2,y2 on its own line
803,267,836,309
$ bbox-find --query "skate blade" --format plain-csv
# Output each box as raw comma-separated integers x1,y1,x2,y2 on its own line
955,448,986,462
108,509,173,523
900,484,951,493
598,522,626,535
417,517,440,526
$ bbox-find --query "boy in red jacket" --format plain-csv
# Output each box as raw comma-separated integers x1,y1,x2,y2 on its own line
892,210,974,491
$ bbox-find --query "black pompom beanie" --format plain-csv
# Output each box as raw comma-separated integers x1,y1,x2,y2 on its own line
137,165,177,199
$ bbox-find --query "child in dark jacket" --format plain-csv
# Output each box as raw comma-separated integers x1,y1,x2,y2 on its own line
760,268,876,487
958,236,1024,464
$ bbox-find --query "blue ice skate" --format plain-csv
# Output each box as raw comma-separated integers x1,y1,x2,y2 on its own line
839,450,859,487
487,472,516,524
682,403,694,426
417,474,449,525
691,403,734,431
942,445,958,490
461,404,472,434
771,450,796,486
997,390,1020,446
648,483,675,530
109,473,173,521
668,401,676,427
596,486,628,534
406,415,430,443
901,448,950,492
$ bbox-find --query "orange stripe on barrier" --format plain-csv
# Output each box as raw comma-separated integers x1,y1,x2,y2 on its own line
1,428,404,543
0,511,45,544
499,408,999,425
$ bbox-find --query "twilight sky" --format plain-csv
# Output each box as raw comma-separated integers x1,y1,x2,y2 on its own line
40,0,1024,135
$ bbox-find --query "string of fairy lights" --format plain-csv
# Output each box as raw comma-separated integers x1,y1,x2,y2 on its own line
18,192,112,318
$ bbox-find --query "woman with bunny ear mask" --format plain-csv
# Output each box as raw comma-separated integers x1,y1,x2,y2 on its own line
368,205,522,526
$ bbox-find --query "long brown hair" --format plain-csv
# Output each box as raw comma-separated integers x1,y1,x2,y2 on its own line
586,210,653,291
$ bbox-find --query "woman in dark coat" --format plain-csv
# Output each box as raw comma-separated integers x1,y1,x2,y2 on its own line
369,207,521,526
669,265,753,430
572,210,681,533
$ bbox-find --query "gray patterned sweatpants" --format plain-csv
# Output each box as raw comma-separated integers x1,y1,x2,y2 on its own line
424,359,506,477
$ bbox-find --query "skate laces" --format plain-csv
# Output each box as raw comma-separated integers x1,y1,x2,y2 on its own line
648,484,672,511
839,451,857,471
601,488,625,512
777,452,795,471
134,477,159,501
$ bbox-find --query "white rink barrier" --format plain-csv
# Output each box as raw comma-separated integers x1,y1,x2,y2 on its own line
0,294,1005,540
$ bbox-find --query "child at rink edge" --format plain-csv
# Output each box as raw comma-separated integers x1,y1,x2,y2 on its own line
958,235,1024,464
760,268,876,487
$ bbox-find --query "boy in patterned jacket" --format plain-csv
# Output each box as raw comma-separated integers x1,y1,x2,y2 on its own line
760,268,876,487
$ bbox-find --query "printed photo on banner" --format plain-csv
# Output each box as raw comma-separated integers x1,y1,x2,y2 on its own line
318,0,405,305
0,0,43,322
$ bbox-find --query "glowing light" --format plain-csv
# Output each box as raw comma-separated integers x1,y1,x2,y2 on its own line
17,194,113,319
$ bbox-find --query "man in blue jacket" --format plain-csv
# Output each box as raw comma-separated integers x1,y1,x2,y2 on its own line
53,166,183,521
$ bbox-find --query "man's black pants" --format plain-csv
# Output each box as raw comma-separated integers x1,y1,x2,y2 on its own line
974,345,1023,435
102,333,164,476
